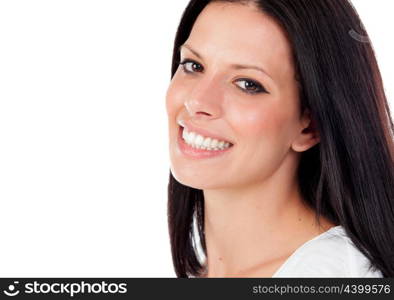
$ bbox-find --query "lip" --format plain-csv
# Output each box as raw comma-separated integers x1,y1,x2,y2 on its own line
177,125,234,159
177,120,234,145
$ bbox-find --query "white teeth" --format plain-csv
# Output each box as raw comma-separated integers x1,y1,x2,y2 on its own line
211,139,219,148
182,127,232,151
203,137,212,148
187,132,196,144
182,128,188,140
194,134,204,147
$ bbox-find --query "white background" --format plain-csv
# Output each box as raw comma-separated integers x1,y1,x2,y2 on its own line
0,0,393,277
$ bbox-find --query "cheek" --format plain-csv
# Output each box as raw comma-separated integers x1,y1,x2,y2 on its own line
165,83,176,116
230,105,282,138
165,75,185,117
229,101,297,150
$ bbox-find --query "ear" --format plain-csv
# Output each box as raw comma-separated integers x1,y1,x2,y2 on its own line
291,108,320,152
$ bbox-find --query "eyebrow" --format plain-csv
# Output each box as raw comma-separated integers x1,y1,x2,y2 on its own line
180,43,273,79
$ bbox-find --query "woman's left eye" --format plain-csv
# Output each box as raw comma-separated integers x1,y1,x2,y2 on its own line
234,79,268,94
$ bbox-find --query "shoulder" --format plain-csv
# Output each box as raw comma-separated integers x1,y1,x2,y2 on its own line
273,226,383,277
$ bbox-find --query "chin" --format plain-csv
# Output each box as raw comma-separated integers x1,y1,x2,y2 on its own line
170,166,231,190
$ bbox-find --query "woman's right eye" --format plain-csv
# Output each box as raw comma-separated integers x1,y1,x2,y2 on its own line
179,59,204,74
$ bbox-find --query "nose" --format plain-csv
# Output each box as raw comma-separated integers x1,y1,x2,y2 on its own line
184,76,223,120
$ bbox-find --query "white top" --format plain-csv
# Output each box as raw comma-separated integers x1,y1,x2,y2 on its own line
272,225,383,277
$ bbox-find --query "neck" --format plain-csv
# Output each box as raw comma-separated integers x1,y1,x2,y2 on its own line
202,153,333,277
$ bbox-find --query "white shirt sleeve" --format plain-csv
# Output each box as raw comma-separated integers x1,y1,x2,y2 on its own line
272,227,383,278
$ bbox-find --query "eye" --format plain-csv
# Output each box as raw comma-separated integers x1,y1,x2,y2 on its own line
234,78,268,94
179,59,204,74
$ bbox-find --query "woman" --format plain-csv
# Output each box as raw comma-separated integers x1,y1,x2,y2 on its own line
166,0,394,278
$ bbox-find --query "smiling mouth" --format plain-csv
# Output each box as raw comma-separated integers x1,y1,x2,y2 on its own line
179,125,234,151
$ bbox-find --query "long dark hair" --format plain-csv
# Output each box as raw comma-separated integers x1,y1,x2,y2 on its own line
167,0,394,278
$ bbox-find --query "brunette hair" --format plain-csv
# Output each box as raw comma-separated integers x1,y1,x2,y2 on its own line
167,0,394,277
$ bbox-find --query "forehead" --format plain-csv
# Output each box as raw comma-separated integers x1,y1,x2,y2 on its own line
184,2,295,82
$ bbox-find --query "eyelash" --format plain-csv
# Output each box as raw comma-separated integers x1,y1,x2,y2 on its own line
179,59,269,95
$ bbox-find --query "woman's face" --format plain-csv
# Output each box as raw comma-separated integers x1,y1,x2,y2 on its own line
166,2,314,190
